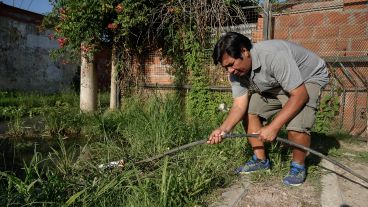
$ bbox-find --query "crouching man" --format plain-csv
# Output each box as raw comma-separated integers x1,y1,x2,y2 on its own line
207,32,329,186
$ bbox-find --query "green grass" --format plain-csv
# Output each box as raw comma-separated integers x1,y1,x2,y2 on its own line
0,91,362,206
0,92,244,206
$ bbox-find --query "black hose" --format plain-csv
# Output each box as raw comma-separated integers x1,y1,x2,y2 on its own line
135,133,368,184
135,134,260,163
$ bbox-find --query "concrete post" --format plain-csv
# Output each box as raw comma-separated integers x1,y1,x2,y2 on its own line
263,0,272,40
80,43,97,112
110,45,119,110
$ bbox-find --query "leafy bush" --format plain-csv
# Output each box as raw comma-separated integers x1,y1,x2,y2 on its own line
314,95,340,133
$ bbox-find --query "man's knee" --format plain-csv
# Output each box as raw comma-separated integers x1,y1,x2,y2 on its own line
242,114,260,128
248,113,259,120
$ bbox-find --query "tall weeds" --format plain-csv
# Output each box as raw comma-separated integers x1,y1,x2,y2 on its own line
0,92,323,206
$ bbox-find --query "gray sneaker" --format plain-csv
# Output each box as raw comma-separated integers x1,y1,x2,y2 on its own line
235,155,271,174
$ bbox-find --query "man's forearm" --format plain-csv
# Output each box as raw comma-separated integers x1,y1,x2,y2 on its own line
220,102,248,132
218,94,249,132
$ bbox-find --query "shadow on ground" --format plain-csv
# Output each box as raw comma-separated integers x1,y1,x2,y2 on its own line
307,132,341,166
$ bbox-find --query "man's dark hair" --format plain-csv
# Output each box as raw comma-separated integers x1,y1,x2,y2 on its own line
212,32,252,65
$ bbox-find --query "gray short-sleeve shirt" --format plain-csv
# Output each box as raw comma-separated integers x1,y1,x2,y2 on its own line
230,40,329,98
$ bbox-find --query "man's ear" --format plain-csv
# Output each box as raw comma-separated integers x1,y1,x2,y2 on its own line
241,48,250,58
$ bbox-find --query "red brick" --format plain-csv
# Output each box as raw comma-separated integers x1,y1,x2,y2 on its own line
321,40,349,54
340,24,366,38
251,31,263,42
275,14,301,28
326,12,350,25
273,28,288,39
338,40,350,51
320,50,343,57
299,41,321,53
323,39,349,52
293,1,339,11
314,27,340,38
147,76,173,84
303,13,324,26
290,27,314,39
257,17,263,30
351,38,368,51
353,12,368,24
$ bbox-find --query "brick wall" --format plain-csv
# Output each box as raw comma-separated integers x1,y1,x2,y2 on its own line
143,49,174,85
272,0,368,57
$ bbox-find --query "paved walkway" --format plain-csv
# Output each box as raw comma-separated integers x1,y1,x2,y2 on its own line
320,159,368,207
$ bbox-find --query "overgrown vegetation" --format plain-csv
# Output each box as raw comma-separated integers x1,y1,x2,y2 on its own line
0,90,362,206
1,0,362,206
0,92,244,206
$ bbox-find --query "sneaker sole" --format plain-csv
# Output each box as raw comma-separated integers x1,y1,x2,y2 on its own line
238,169,271,175
283,181,303,187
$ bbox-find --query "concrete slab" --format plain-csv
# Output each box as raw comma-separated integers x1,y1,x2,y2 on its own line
320,159,344,207
320,158,368,207
210,176,251,207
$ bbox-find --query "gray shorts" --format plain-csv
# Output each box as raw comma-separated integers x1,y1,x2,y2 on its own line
248,83,323,135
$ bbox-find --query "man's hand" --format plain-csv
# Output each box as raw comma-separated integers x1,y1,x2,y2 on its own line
207,128,227,144
207,94,249,145
255,125,279,142
255,84,309,142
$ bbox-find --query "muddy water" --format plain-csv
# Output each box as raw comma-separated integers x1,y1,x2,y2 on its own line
0,136,85,177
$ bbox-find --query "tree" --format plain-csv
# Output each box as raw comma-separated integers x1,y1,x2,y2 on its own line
43,0,153,111
42,0,247,115
43,0,114,112
107,1,152,110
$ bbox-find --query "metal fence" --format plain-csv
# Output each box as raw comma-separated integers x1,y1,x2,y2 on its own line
139,0,368,136
267,0,368,136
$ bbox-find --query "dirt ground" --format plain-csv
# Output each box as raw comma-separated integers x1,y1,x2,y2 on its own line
211,139,368,207
235,176,320,207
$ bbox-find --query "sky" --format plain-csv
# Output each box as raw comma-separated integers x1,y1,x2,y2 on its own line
1,0,53,15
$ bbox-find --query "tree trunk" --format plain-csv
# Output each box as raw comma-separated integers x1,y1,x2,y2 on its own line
110,45,119,110
80,44,97,112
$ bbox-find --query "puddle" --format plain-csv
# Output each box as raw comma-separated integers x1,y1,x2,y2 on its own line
0,136,85,176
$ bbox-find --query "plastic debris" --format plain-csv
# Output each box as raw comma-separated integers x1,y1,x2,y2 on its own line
98,159,125,170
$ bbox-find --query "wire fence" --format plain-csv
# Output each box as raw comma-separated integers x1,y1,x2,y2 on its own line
138,0,367,137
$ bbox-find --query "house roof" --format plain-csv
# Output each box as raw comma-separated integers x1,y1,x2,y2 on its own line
0,2,44,25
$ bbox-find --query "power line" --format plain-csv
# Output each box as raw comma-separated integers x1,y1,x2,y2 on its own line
27,0,34,10
20,0,24,8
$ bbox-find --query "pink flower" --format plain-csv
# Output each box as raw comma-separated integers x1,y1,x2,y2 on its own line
60,14,67,21
48,34,55,40
59,7,66,14
107,23,118,30
57,37,67,48
61,59,70,65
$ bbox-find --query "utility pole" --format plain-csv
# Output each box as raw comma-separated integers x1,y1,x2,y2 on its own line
262,0,272,40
